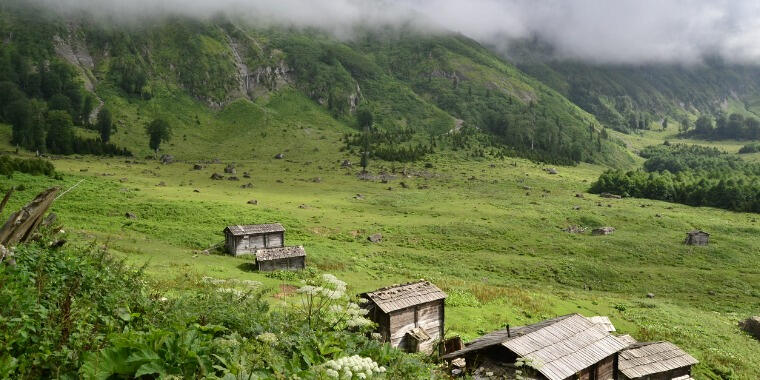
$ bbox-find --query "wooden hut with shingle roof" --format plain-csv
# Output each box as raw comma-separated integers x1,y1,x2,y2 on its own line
441,314,628,380
224,223,285,256
361,281,447,354
255,246,306,271
618,341,698,380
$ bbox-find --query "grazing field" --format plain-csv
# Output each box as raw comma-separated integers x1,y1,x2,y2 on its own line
1,120,759,378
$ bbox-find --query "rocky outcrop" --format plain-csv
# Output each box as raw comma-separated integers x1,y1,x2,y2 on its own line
53,33,104,123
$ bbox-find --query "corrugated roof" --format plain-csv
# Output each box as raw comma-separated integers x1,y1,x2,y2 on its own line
619,341,699,379
617,334,638,345
225,223,285,236
362,281,447,314
255,246,305,261
442,314,628,380
587,316,616,332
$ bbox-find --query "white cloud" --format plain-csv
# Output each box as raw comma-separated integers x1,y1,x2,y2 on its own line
26,0,760,64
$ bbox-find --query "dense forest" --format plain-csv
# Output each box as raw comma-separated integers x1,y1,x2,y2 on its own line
591,143,760,212
0,15,131,157
685,113,760,140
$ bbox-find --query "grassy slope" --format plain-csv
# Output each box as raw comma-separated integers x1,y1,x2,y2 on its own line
1,112,759,377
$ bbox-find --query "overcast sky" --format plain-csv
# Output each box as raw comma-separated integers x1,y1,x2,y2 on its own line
28,0,760,64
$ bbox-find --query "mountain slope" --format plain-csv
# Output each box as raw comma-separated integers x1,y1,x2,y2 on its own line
0,3,632,166
507,39,760,132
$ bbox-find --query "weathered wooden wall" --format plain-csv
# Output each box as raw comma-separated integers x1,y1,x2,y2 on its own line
387,300,444,354
257,256,305,272
228,231,286,256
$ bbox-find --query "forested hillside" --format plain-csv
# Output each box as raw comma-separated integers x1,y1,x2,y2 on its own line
0,1,631,166
507,40,760,133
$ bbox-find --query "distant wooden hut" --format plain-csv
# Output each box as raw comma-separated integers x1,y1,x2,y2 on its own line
224,224,285,256
618,341,698,380
255,246,306,272
361,281,447,354
441,314,628,380
685,230,709,246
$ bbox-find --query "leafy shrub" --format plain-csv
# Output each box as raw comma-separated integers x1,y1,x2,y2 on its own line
0,155,55,177
738,143,760,154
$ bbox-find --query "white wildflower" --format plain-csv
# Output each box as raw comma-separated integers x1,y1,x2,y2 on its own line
256,332,278,345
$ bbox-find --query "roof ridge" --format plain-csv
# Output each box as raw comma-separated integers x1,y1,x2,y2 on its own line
366,279,430,293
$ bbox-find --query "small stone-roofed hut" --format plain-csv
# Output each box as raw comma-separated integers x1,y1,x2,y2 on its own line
442,314,628,380
255,246,306,272
360,281,447,354
618,341,698,380
224,223,285,256
685,230,709,246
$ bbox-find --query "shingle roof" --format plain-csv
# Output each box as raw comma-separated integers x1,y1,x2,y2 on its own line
617,334,638,345
442,314,628,380
225,224,285,236
586,316,616,332
255,246,306,261
619,341,698,379
362,281,447,314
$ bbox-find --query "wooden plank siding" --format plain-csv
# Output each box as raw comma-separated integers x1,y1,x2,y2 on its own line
227,231,285,256
388,300,444,354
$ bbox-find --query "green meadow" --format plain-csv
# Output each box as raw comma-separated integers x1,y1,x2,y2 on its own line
1,111,759,377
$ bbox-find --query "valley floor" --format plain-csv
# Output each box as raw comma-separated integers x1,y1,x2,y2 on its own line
1,125,759,378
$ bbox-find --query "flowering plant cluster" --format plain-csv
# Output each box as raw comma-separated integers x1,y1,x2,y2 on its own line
320,355,386,379
297,274,373,331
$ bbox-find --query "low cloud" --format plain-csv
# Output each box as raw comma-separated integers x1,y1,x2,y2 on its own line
26,0,760,64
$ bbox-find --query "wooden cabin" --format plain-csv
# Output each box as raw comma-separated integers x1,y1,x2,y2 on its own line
442,314,628,380
224,224,285,256
618,341,698,380
361,281,447,354
684,230,709,246
255,246,306,272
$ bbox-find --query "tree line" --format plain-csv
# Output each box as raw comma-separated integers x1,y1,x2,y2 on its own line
0,46,131,156
686,113,760,140
591,142,760,212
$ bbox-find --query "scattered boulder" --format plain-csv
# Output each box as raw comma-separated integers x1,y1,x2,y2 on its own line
353,194,364,200
160,154,174,164
241,183,253,189
400,182,409,189
522,186,532,191
49,239,66,249
341,160,352,167
739,317,760,340
592,227,616,236
564,225,586,234
227,176,239,181
600,192,622,199
210,173,224,180
80,168,88,172
546,168,558,175
156,181,166,187
224,164,236,174
298,204,309,209
193,164,205,170
311,177,322,183
575,193,585,198
573,205,581,210
193,189,200,193
276,179,284,183
368,233,383,243
125,212,137,219
247,200,259,205
274,153,284,159
119,178,128,183
646,293,655,299
243,172,251,178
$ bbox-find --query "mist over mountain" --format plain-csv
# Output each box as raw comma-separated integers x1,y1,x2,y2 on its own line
23,0,760,64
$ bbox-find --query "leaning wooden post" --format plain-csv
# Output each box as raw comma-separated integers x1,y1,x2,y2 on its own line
0,187,60,246
0,187,13,216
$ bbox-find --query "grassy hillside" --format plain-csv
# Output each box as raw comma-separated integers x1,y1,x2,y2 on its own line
1,121,759,377
508,40,760,132
0,2,633,167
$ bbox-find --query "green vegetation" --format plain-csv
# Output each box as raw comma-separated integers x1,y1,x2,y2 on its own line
145,118,172,153
739,142,760,154
592,143,760,212
1,239,435,379
687,113,760,140
0,155,55,177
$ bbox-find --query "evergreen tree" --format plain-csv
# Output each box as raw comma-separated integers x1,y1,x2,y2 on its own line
96,108,113,143
145,118,172,153
45,110,75,154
